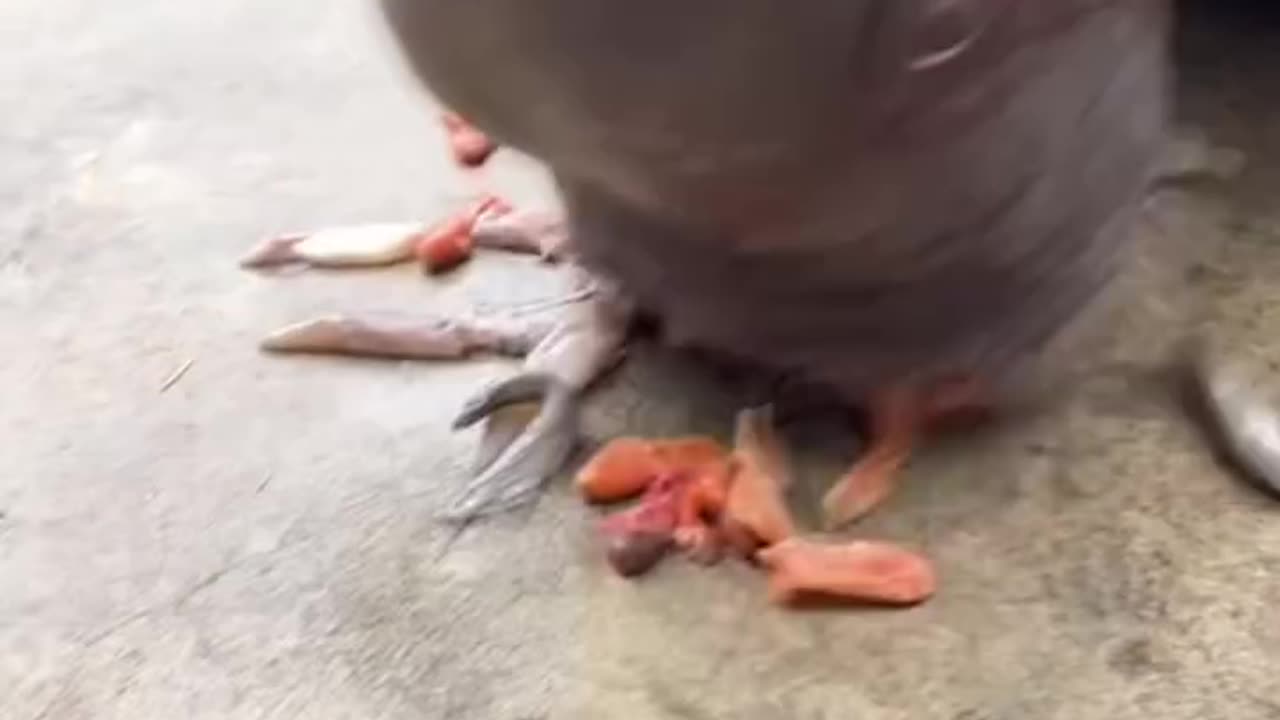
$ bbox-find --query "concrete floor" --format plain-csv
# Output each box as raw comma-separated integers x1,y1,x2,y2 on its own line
5,1,1280,718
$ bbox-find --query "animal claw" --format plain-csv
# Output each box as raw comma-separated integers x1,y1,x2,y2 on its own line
451,372,562,429
440,372,582,521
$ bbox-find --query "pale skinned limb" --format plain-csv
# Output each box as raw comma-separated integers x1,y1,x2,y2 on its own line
260,312,554,360
471,208,569,262
245,194,618,520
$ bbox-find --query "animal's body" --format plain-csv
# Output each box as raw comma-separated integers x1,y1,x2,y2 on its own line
381,0,1171,409
365,0,1176,523
254,1,1229,523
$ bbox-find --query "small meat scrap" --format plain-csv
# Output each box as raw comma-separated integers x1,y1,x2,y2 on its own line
579,435,735,571
576,438,666,503
441,111,499,168
673,460,732,565
604,531,674,578
756,537,937,607
723,405,796,548
597,473,687,577
654,437,731,476
415,218,472,274
415,194,513,275
581,421,937,609
575,436,729,503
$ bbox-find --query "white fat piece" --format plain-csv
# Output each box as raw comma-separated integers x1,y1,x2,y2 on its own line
294,223,425,266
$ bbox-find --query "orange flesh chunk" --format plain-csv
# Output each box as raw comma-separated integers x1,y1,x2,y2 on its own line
757,537,937,606
576,436,729,504
723,407,796,547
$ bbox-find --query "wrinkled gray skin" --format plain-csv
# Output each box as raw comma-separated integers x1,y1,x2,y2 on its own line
373,0,1280,513
380,0,1170,407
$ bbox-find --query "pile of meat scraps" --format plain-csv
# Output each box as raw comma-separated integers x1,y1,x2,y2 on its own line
578,406,936,608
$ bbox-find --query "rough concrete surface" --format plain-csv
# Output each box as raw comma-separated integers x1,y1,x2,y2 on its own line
3,1,1280,718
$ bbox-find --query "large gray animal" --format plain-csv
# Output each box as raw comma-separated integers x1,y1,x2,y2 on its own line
250,1,1280,521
